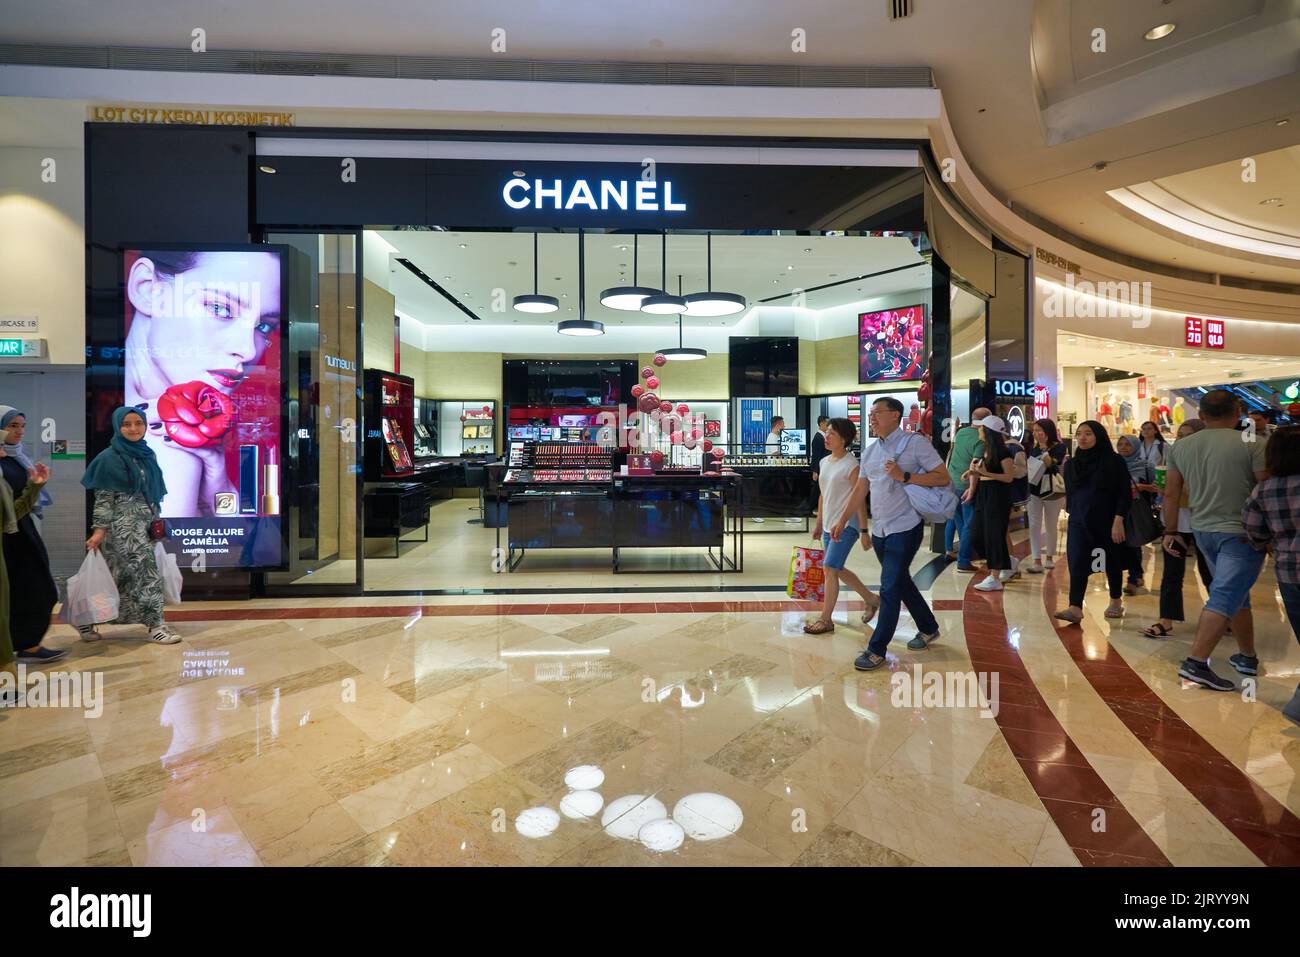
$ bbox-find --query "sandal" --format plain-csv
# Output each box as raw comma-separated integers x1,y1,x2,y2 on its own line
1104,605,1124,619
1053,609,1083,624
803,619,835,635
1141,623,1173,639
861,597,881,625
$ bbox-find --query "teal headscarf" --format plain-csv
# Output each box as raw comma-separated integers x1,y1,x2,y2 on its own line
81,406,168,509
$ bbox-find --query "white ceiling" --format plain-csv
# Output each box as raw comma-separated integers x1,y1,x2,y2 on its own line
1058,330,1300,390
5,0,1298,284
378,229,932,327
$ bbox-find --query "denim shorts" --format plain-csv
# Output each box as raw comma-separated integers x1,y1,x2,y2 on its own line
822,526,860,570
1193,530,1266,619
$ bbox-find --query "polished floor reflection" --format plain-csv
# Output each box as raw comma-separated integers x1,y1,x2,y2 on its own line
2,543,1298,867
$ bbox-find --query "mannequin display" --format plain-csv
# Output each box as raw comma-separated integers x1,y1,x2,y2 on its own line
1098,392,1117,432
1118,398,1134,432
1158,396,1172,432
1172,396,1186,428
1148,399,1161,427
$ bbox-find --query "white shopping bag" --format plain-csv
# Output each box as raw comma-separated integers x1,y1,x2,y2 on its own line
155,541,183,606
63,550,119,627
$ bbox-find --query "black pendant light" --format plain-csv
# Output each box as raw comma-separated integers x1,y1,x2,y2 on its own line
512,232,559,313
685,232,746,317
640,231,687,315
599,233,655,310
557,229,604,336
659,275,708,361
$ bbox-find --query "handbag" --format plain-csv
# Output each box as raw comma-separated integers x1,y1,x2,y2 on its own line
1124,490,1164,547
899,434,957,523
148,518,167,541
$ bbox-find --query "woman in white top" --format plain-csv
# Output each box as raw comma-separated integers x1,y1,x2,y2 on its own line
806,417,877,635
1138,420,1166,470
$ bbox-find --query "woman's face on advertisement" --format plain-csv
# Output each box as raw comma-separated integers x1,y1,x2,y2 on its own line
120,412,147,441
128,251,281,395
5,415,24,444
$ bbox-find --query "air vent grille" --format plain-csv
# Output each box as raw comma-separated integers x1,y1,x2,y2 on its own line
889,0,914,20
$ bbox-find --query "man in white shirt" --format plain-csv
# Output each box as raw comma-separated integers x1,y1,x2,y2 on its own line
831,396,951,670
765,416,785,455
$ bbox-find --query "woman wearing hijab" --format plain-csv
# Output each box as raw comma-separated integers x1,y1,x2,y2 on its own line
0,407,53,520
962,415,1018,592
79,406,180,644
0,456,51,698
0,409,65,663
1116,434,1162,595
1054,420,1133,624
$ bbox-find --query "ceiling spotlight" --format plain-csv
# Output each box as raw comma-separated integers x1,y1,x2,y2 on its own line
640,231,687,315
601,234,655,310
1260,197,1284,205
458,243,468,249
1144,22,1176,40
685,233,746,317
258,165,277,174
1277,119,1290,127
512,170,525,177
513,233,559,314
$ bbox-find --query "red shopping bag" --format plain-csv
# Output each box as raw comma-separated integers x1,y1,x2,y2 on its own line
786,544,825,602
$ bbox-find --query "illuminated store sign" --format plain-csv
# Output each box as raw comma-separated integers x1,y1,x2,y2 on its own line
503,178,686,212
992,379,1035,398
1006,405,1026,442
1033,385,1050,421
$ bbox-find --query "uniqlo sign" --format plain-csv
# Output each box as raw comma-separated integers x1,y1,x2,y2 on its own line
1185,317,1203,347
1137,377,1147,399
1206,318,1225,349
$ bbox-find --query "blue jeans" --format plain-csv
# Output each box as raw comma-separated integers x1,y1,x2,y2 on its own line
869,523,939,656
945,498,974,562
1193,531,1266,619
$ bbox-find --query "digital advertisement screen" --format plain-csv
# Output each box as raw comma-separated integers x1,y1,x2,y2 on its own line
123,247,285,569
859,305,925,384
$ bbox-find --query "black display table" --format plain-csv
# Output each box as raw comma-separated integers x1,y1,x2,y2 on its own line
363,482,432,556
494,472,742,573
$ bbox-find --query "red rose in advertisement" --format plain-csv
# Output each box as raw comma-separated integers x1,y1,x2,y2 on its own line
157,380,235,448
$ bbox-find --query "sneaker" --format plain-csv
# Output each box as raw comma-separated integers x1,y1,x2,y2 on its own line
1228,653,1259,677
77,626,102,642
1026,560,1044,575
1283,687,1300,728
955,564,978,574
907,630,940,650
1043,556,1055,570
974,577,1004,592
752,517,766,525
783,517,803,525
16,646,67,664
853,651,888,671
1178,657,1236,692
147,626,182,645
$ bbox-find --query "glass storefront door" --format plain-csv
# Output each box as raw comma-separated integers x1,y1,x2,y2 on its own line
261,232,363,593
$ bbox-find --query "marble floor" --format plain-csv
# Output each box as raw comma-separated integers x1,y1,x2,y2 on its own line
3,537,1299,867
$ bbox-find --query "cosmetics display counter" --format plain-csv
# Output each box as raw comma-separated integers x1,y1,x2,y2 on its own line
363,482,432,557
727,455,815,528
494,442,742,573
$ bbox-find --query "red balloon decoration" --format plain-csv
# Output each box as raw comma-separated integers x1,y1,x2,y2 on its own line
646,376,660,390
631,384,645,398
641,366,654,380
921,408,933,437
676,403,689,416
637,392,660,414
482,405,491,413
650,450,665,469
702,440,713,452
711,448,725,459
659,400,673,414
653,353,667,367
690,428,702,440
670,431,683,445
917,381,932,404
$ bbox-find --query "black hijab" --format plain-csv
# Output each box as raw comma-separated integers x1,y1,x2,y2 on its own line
1066,419,1119,486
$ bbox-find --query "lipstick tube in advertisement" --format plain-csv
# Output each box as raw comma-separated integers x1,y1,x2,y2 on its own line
261,445,280,516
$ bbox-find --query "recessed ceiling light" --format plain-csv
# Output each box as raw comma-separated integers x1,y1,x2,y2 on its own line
977,107,987,114
1144,23,1176,40
513,170,525,177
258,165,277,174
458,244,467,249
1261,197,1284,205
1277,119,1290,127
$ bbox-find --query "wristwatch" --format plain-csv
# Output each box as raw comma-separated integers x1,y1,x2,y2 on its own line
903,471,912,484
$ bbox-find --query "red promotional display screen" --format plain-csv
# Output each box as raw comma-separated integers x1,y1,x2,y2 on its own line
859,305,925,384
123,247,285,569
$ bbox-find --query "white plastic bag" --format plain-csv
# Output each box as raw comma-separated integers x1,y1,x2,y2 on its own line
155,541,183,606
63,550,119,627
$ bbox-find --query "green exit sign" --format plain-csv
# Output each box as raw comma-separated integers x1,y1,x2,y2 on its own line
0,338,43,357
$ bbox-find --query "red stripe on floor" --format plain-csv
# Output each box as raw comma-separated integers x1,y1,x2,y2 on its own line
962,569,1170,866
1039,569,1300,866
